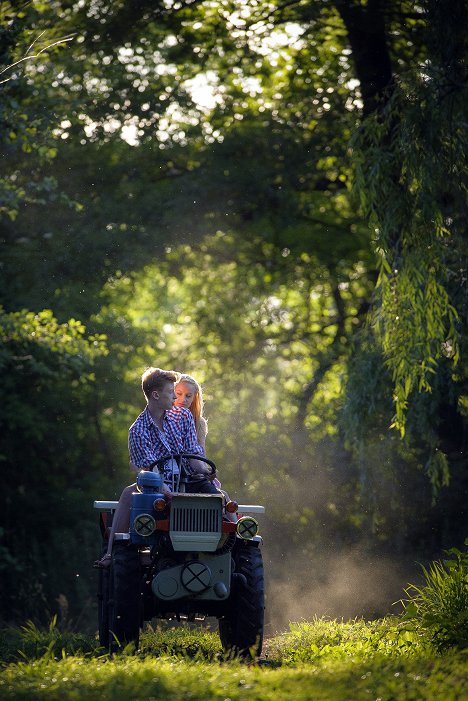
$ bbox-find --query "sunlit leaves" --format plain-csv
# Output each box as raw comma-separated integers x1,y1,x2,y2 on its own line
0,307,107,381
95,230,372,460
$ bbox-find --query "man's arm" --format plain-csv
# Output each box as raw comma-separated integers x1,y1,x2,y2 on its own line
129,428,173,493
129,428,161,469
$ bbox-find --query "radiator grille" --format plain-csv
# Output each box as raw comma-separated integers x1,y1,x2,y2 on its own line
171,504,220,533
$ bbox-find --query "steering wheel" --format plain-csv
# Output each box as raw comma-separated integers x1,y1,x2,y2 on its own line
150,453,217,478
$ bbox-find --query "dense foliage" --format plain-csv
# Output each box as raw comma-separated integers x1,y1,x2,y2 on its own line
0,0,466,628
0,308,108,621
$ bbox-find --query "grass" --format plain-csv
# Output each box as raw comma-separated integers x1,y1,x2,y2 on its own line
1,649,467,701
401,545,468,651
263,616,426,663
0,618,467,701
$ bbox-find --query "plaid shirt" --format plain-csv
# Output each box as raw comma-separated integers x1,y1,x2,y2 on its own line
128,406,204,482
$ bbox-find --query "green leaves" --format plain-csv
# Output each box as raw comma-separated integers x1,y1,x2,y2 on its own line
0,307,109,623
376,258,460,437
349,2,467,466
0,307,107,372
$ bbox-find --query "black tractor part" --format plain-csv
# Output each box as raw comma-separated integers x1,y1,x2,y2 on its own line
219,541,265,659
97,546,111,648
108,542,142,652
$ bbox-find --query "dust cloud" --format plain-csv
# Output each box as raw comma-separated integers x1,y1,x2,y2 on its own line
263,546,418,636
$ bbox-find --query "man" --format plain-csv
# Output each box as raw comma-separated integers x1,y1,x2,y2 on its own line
95,367,218,568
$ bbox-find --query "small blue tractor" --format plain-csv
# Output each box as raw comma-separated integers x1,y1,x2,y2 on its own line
95,454,265,658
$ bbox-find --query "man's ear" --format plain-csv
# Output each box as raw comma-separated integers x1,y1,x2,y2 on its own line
152,390,159,400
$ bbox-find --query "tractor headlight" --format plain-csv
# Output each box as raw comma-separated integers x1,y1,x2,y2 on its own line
133,513,156,537
236,516,258,540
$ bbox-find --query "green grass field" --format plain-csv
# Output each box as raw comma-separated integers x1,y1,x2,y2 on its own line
1,618,467,701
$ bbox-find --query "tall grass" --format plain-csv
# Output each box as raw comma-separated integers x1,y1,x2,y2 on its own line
0,616,423,668
0,617,99,665
0,619,223,665
402,541,468,651
0,621,467,701
264,616,422,665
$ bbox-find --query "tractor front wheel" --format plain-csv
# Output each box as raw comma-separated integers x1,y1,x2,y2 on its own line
219,542,264,659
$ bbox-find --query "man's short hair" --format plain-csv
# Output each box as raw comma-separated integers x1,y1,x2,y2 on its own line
141,367,178,400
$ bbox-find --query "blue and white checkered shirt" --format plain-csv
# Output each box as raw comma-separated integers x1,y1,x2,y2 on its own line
128,405,204,483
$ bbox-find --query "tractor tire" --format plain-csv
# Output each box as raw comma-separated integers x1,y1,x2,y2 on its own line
97,546,110,648
108,542,141,652
219,542,264,659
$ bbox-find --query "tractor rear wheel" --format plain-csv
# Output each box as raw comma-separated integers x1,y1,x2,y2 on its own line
108,542,141,652
97,545,110,648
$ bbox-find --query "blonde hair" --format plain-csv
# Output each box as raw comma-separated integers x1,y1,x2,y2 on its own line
175,373,207,446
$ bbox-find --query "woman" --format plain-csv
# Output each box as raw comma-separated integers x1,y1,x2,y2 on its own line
174,373,222,490
174,373,208,449
95,372,209,568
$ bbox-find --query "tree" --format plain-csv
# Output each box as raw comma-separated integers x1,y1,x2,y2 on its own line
1,0,466,625
0,307,108,623
346,0,467,491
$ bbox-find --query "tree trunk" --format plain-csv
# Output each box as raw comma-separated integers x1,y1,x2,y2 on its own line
336,0,394,115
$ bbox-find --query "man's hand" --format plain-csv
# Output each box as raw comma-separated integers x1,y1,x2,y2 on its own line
202,466,218,481
189,458,217,481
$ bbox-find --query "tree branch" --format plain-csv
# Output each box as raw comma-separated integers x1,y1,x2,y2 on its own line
0,34,76,84
296,279,347,427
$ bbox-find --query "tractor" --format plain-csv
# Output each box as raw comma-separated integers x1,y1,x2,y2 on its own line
95,453,265,658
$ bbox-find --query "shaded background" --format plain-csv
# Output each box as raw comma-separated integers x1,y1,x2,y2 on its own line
0,0,466,634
